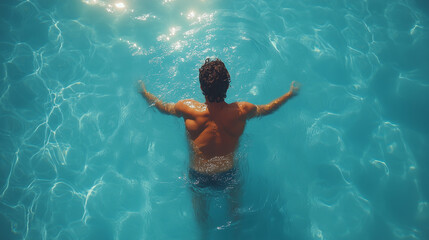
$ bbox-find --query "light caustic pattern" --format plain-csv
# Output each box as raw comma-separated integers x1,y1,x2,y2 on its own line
0,0,429,239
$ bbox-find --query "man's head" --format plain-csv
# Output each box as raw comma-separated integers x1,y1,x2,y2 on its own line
199,58,230,103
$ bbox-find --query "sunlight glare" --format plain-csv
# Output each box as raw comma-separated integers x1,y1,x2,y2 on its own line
115,2,125,8
187,11,195,20
169,27,180,36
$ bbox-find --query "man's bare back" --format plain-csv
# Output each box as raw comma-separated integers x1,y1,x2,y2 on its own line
175,99,252,173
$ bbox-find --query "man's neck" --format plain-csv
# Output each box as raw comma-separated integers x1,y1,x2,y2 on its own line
205,97,226,105
205,101,227,111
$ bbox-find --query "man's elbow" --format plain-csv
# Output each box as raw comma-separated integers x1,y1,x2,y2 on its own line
161,103,181,116
255,105,271,117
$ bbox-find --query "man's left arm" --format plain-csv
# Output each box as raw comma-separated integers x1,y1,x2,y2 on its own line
139,80,181,117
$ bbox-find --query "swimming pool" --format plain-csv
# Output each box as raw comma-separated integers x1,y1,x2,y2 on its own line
1,0,428,239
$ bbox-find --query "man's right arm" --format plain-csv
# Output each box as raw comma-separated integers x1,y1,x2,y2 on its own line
245,81,299,119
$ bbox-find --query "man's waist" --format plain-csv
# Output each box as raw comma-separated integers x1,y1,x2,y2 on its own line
191,154,234,174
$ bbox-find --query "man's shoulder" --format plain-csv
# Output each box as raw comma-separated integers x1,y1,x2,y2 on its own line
177,99,204,108
233,101,256,111
230,102,257,118
175,99,206,115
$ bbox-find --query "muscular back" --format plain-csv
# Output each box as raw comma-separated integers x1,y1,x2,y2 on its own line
175,99,252,172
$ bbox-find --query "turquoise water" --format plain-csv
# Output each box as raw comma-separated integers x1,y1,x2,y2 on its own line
1,0,429,239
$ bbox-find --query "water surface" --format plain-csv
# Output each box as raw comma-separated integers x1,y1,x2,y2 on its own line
1,0,429,239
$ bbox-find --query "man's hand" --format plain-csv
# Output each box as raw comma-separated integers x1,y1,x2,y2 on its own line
289,81,300,96
138,80,146,93
138,80,157,104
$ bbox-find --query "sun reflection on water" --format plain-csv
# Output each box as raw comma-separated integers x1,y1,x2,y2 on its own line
82,0,130,13
114,2,125,9
187,11,196,20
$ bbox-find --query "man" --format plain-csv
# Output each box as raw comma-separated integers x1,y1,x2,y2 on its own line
139,58,299,231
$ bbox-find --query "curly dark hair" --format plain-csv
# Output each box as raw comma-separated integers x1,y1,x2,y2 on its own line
199,58,231,103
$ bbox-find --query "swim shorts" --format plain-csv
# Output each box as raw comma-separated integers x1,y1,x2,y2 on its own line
189,168,239,190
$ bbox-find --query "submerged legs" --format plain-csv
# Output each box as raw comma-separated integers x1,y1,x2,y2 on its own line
190,169,243,239
228,185,242,222
192,190,209,239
